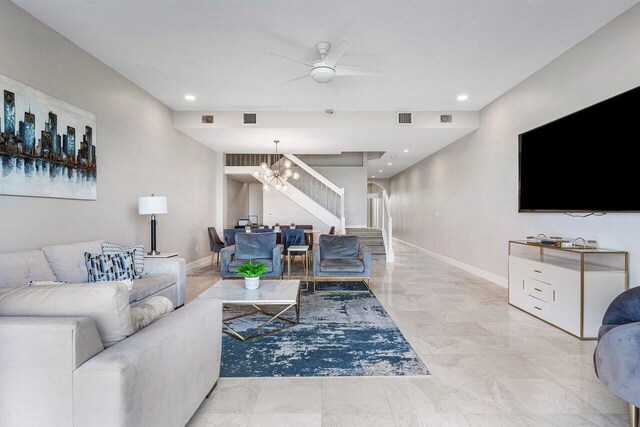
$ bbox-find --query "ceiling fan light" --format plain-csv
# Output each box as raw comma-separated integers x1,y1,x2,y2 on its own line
293,172,300,180
284,160,292,168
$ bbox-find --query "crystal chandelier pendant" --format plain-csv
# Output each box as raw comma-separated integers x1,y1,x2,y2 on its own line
253,140,300,191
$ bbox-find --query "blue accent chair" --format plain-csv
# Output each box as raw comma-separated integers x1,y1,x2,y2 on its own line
220,232,284,279
312,234,371,292
594,286,640,425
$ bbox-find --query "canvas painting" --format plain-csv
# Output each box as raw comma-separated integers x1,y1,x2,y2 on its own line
0,73,96,200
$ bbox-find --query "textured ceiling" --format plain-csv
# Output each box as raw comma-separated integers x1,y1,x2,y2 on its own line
12,0,639,112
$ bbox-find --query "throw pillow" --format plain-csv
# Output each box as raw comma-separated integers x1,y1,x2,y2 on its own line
130,296,174,332
85,251,137,282
102,242,145,277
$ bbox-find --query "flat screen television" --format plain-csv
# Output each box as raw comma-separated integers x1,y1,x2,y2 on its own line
518,85,640,213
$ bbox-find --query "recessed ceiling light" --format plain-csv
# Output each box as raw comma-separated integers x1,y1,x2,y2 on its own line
457,94,468,101
185,94,196,101
387,162,393,166
371,175,376,178
378,170,383,173
403,149,409,153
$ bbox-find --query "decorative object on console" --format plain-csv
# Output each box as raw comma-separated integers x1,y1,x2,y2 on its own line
84,251,137,282
0,73,97,200
138,194,168,255
235,260,268,290
253,140,300,191
508,240,627,339
102,242,144,277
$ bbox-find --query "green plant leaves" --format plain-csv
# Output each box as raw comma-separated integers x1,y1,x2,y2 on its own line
236,260,268,278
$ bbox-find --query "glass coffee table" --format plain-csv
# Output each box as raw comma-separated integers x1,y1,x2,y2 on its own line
199,279,301,342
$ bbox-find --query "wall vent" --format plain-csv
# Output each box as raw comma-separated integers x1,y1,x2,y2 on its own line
440,114,453,123
201,115,214,124
243,112,257,125
397,112,413,125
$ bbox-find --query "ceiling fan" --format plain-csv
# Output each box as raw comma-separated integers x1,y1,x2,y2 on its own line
271,40,381,93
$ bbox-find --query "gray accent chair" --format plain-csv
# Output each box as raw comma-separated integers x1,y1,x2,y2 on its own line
220,232,284,279
312,234,371,292
594,286,640,426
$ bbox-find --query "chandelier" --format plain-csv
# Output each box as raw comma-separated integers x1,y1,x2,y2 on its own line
253,140,300,191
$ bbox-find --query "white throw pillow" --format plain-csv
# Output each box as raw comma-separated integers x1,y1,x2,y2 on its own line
130,296,174,332
0,282,134,348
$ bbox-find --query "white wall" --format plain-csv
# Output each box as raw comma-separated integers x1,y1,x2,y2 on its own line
262,189,332,232
313,165,368,227
226,178,249,228
248,183,263,224
391,4,640,285
0,0,217,262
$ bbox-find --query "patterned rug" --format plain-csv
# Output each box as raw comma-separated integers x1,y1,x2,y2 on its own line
220,286,429,377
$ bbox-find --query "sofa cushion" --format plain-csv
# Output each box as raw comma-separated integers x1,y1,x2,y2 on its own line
42,240,104,283
320,259,365,273
0,282,133,348
319,235,360,260
130,296,174,332
234,232,276,260
85,251,137,282
0,250,56,288
130,273,177,304
228,259,273,273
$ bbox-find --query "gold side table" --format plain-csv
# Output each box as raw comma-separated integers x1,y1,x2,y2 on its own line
287,245,310,291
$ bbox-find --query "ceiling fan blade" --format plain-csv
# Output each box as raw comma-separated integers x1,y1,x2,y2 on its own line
323,39,352,67
327,80,340,95
271,52,313,67
335,65,382,76
277,75,309,86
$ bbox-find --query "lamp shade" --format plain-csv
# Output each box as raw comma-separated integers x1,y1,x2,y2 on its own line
138,196,168,215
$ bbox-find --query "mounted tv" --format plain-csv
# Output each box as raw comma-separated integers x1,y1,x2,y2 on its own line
519,85,640,213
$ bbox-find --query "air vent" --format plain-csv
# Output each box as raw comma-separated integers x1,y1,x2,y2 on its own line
201,115,214,124
440,114,453,123
243,112,257,125
397,112,413,125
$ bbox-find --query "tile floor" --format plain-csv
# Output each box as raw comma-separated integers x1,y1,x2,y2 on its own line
186,244,628,426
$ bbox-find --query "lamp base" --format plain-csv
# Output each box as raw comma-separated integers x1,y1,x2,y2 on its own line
147,250,161,256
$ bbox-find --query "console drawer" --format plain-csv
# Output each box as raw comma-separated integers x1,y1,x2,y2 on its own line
524,278,554,303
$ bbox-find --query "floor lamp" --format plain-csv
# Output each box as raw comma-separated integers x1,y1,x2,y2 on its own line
138,195,168,255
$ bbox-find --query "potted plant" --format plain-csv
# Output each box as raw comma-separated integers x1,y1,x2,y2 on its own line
290,223,296,229
274,222,281,232
236,260,268,290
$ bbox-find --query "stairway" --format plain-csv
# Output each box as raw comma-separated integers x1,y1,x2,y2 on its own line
346,228,386,260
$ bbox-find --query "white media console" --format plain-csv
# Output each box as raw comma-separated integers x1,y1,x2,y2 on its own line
508,240,627,339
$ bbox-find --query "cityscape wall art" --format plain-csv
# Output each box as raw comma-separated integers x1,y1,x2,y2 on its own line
0,73,96,200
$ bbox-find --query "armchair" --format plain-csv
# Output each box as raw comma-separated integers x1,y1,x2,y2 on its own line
594,286,640,426
312,234,371,292
220,232,284,279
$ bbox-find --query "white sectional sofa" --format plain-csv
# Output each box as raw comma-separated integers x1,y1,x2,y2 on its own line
0,240,223,427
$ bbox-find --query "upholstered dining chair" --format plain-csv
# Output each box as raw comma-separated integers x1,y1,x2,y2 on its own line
220,232,284,279
207,227,225,266
594,286,640,426
312,234,371,292
223,228,241,246
328,226,336,235
282,228,307,264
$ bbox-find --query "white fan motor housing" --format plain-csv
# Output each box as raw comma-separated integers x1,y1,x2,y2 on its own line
310,61,336,83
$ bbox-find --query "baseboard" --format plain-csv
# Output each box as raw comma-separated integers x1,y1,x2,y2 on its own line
393,238,508,288
186,255,212,271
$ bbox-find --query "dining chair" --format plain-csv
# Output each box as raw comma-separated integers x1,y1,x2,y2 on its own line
207,227,225,266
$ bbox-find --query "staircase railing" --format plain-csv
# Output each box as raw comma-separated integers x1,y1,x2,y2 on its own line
273,154,346,233
368,189,394,262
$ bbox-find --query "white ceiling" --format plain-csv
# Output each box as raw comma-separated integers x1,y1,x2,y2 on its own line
12,0,638,177
12,0,638,112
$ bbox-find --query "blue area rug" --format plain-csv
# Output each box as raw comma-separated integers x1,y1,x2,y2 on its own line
220,285,429,377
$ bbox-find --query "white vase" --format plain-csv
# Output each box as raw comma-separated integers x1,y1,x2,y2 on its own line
245,277,260,290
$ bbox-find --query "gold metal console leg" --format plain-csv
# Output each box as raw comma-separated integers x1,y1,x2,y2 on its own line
631,403,639,427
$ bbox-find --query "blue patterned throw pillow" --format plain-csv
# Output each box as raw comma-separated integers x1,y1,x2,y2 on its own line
102,242,144,278
85,251,137,283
